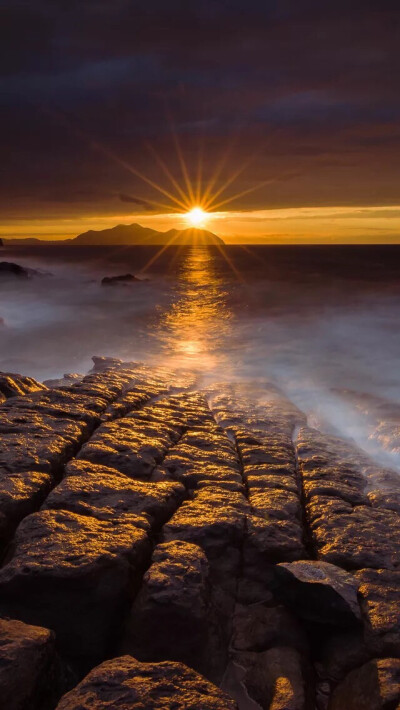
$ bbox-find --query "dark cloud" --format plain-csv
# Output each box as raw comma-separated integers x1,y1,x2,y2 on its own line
0,0,399,219
119,193,154,210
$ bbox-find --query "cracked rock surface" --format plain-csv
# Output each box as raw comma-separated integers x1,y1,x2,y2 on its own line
0,360,398,709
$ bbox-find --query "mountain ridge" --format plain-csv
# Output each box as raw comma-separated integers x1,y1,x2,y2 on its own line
2,223,224,246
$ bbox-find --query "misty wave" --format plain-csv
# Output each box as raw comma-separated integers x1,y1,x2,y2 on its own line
1,243,400,475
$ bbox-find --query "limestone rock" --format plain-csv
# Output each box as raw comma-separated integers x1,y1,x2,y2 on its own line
274,560,362,627
56,656,238,709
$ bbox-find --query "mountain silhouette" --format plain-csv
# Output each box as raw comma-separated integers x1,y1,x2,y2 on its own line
71,223,224,246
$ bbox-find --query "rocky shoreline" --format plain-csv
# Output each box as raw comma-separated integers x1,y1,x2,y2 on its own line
0,358,399,709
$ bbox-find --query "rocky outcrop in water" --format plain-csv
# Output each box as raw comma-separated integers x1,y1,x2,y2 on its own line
0,261,50,279
0,358,398,709
101,273,143,285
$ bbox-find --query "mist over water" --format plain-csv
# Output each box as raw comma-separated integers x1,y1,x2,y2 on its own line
1,243,400,472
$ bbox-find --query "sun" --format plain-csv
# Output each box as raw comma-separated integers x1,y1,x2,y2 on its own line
185,207,208,227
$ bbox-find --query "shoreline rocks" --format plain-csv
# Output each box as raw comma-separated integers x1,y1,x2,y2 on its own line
0,362,398,708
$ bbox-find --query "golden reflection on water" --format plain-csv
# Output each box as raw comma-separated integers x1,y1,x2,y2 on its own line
156,246,234,374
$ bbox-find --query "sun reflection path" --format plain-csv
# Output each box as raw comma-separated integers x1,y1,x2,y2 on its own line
155,246,235,377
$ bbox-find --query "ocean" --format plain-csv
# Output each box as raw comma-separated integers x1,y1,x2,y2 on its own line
1,243,400,471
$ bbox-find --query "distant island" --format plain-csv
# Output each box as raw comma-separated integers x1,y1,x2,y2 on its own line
2,224,224,246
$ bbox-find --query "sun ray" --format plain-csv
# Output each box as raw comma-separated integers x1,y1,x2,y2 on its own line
214,242,245,282
206,178,276,212
145,141,191,208
163,108,196,205
138,230,184,274
201,132,239,207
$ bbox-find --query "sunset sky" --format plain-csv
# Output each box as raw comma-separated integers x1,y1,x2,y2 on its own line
1,1,399,243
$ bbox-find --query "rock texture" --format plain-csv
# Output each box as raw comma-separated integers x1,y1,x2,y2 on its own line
0,617,65,710
56,656,238,709
0,363,398,709
329,657,400,710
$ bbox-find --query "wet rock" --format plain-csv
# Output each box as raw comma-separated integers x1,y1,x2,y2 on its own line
0,617,64,710
249,488,303,522
273,560,362,627
0,261,39,279
355,568,400,656
243,514,306,593
77,393,204,478
311,506,400,570
101,273,142,285
0,470,53,546
368,489,400,514
122,540,226,681
45,459,184,530
101,382,168,421
0,509,151,668
43,374,84,388
78,412,180,478
163,486,247,595
231,603,308,654
56,656,238,709
232,647,311,710
296,427,367,503
91,355,124,371
297,427,400,570
62,368,137,403
328,658,400,710
0,409,90,475
0,371,47,399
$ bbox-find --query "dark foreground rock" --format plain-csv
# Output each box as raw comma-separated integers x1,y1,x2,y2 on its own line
328,657,400,710
101,273,144,285
0,509,151,668
0,261,49,279
273,560,362,627
0,363,399,708
56,656,238,709
122,540,226,681
0,617,65,710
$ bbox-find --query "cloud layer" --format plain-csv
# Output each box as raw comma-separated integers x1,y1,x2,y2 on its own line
1,0,399,226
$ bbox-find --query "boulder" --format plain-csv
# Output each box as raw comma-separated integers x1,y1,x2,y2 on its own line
328,658,400,710
0,617,64,710
273,560,362,627
0,509,151,668
122,540,226,681
56,656,238,709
